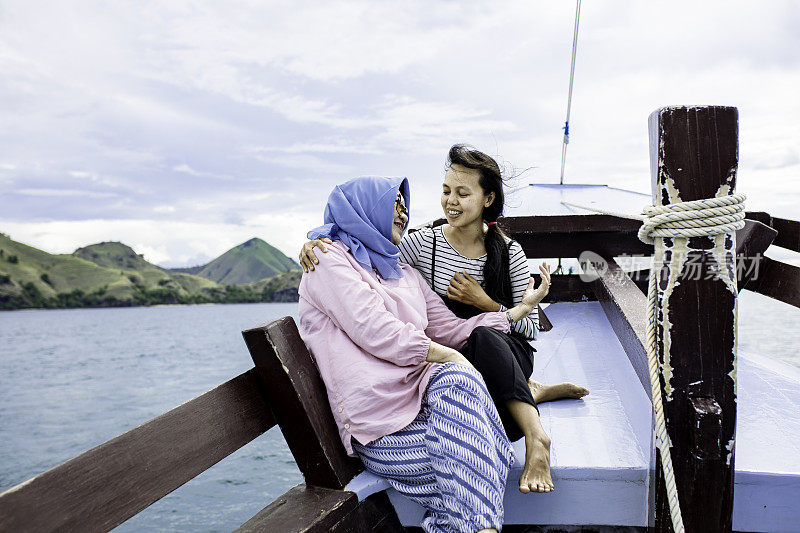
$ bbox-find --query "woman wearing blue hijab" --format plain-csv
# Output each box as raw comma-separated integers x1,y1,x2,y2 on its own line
298,176,544,533
300,148,587,498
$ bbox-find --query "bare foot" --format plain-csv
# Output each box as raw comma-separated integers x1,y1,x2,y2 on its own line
528,379,589,404
519,435,553,493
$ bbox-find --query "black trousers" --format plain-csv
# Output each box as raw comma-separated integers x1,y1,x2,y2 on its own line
461,326,537,442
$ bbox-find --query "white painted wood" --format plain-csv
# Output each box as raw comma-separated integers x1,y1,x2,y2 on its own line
375,302,652,526
733,350,800,532
504,184,650,217
344,470,390,500
348,302,800,529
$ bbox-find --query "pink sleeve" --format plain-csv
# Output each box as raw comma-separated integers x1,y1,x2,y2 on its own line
300,246,431,367
414,269,510,350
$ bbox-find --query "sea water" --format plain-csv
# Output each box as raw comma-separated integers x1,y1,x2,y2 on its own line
0,303,303,532
1,295,798,531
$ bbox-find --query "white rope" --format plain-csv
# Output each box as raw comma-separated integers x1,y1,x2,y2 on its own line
566,193,747,532
560,200,646,221
638,195,746,244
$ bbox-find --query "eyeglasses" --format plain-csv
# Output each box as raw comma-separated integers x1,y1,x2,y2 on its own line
395,194,407,217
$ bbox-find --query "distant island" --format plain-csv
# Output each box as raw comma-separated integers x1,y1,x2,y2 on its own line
0,233,302,310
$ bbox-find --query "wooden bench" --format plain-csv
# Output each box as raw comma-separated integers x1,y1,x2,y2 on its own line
345,301,653,528
240,317,403,532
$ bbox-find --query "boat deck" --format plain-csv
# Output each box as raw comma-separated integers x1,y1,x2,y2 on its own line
504,183,650,217
347,302,800,530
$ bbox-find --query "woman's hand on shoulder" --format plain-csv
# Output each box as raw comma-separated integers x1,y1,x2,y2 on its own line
299,238,334,273
446,271,501,311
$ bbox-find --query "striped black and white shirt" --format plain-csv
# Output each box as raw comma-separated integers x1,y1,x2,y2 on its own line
399,226,538,339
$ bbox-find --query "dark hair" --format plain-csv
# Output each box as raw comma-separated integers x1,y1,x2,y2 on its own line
447,144,513,309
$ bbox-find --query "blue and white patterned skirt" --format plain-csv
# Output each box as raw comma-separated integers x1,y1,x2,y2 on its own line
353,363,514,533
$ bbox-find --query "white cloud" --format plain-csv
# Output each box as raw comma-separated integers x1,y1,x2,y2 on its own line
371,97,518,153
172,164,234,181
252,153,354,174
140,1,473,82
14,188,119,199
0,0,798,265
68,171,92,178
0,217,308,268
246,141,382,155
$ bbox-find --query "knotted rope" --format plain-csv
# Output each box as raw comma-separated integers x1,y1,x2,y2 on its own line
637,194,747,244
563,193,747,533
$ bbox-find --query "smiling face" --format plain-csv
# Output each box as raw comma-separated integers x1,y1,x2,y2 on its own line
441,164,495,229
391,190,408,245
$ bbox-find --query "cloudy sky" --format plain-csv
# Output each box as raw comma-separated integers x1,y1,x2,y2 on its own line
1,1,798,267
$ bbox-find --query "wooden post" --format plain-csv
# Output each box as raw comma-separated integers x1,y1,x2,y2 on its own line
243,317,363,489
648,106,739,532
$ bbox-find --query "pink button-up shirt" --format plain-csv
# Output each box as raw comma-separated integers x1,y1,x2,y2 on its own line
298,241,510,456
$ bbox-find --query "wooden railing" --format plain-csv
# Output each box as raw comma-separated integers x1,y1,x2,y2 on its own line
0,318,403,532
0,370,275,531
502,210,799,310
738,212,800,308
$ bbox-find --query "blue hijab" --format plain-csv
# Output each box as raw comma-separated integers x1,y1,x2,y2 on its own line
308,176,410,280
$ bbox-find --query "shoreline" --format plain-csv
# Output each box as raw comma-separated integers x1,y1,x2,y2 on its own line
0,298,299,313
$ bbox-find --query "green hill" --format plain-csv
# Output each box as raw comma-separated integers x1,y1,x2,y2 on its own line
248,270,302,302
0,233,302,310
170,238,299,285
74,242,158,271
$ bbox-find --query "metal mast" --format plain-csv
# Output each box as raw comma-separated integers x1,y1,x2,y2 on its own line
560,0,582,184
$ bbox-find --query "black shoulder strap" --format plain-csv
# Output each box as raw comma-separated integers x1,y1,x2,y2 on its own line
430,227,437,287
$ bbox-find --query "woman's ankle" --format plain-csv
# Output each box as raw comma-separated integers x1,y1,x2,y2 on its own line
524,430,551,447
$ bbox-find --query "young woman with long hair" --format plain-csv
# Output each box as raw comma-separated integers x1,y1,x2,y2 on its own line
299,175,546,532
300,145,588,494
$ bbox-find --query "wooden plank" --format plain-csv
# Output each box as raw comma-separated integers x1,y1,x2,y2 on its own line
590,257,651,400
243,317,362,490
532,273,597,303
771,216,800,253
648,105,739,532
329,492,405,533
511,230,652,259
501,214,643,233
408,526,647,532
237,484,403,533
537,304,553,331
747,257,800,308
0,369,275,532
236,484,357,533
735,219,777,291
743,212,800,252
627,270,650,295
504,214,652,259
745,211,771,225
417,216,653,257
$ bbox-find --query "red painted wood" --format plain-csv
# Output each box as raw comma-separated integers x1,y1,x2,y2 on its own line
236,484,403,533
771,216,800,253
242,317,362,489
648,105,739,533
0,370,275,532
743,212,799,252
591,257,650,399
748,257,800,309
235,484,357,533
735,219,777,295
